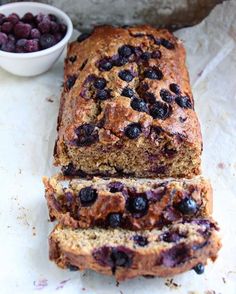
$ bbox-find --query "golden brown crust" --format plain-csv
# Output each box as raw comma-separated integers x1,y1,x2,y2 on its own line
44,176,212,230
54,25,202,178
49,220,221,281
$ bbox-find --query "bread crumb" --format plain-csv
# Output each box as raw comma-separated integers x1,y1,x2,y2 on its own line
46,96,54,103
165,278,181,289
217,162,225,169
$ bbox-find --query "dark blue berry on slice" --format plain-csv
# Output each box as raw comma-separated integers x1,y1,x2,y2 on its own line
169,83,181,94
124,123,142,139
121,87,134,98
113,56,128,67
176,198,198,215
150,101,171,120
151,50,161,59
160,89,174,103
160,38,175,49
65,75,76,90
133,235,148,246
118,70,134,82
144,67,163,80
108,213,122,228
77,32,91,43
140,52,151,60
108,181,124,193
39,33,56,49
96,89,111,100
79,186,98,206
111,248,131,267
193,263,205,274
131,98,148,112
98,58,113,71
127,196,148,214
142,92,156,104
75,123,98,147
94,77,106,89
118,45,133,57
175,96,193,109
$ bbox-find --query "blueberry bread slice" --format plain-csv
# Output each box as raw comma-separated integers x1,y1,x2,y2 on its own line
49,218,221,281
54,25,202,178
44,176,212,230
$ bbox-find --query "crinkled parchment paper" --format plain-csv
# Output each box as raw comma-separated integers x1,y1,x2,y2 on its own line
0,1,236,293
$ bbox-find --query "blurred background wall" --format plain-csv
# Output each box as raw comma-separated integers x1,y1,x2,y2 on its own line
0,0,225,31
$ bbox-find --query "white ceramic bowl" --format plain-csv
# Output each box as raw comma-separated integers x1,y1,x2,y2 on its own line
0,2,73,77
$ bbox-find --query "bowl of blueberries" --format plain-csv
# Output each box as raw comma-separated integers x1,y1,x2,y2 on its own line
0,2,73,76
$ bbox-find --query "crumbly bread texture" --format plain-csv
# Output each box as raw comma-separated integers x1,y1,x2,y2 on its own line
49,218,221,281
44,176,212,230
54,25,202,178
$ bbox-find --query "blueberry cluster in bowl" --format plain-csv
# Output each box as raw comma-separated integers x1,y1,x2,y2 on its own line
0,12,67,53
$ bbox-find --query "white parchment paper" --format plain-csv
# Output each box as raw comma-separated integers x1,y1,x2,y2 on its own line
0,1,236,293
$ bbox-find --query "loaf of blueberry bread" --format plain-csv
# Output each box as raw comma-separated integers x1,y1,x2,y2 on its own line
54,25,202,178
44,176,212,231
49,218,221,281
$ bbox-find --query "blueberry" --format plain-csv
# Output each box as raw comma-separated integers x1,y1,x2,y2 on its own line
142,92,156,104
149,101,171,120
121,87,134,98
15,38,27,53
50,21,60,34
133,235,148,246
68,55,77,63
79,186,97,206
48,14,58,22
176,198,198,215
59,23,67,35
38,17,51,34
1,40,15,52
140,52,151,60
77,32,91,43
24,39,39,52
39,34,56,49
0,32,8,46
144,67,163,80
151,50,161,59
131,98,148,112
160,89,174,103
118,70,134,82
98,58,113,71
30,28,41,39
128,196,148,214
108,213,122,228
54,32,63,43
75,123,98,146
96,89,111,100
22,12,35,23
110,249,131,267
160,231,182,243
65,75,77,90
0,13,5,25
118,45,133,57
7,13,19,25
124,123,142,139
175,96,193,109
35,13,45,24
1,22,13,34
169,83,181,94
108,181,124,193
112,56,128,67
94,77,106,89
160,38,175,49
193,263,205,275
14,23,31,38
